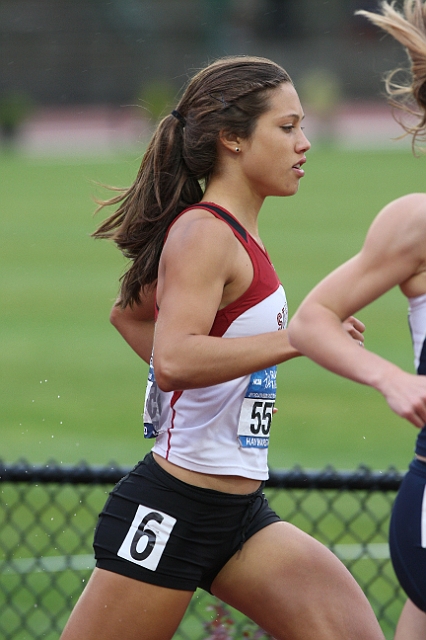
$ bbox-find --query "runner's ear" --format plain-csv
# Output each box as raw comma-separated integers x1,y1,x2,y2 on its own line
218,130,242,153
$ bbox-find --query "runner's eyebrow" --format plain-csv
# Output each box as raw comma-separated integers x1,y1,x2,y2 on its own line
281,113,305,121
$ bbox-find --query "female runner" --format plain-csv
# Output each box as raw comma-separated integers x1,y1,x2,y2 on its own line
289,3,426,638
60,55,384,640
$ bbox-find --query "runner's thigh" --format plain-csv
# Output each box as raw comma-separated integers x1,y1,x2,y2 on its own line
60,567,193,640
211,521,384,640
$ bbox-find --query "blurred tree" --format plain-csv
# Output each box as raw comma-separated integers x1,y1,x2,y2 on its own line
298,67,342,146
138,79,176,122
0,90,34,148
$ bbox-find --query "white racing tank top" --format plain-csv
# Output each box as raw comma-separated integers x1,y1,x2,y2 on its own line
408,292,426,456
143,202,288,480
408,292,426,373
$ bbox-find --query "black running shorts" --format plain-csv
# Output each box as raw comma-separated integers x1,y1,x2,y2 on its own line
94,452,281,592
389,457,426,611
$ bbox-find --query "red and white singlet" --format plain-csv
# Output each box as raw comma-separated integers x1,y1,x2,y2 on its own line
143,203,288,480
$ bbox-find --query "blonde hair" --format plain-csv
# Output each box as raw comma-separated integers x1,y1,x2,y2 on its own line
357,0,426,149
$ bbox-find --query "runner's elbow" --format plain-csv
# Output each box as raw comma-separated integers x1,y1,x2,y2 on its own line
109,305,122,329
154,358,186,392
287,316,303,348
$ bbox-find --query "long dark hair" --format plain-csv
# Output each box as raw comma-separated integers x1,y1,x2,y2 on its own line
357,0,426,151
93,55,292,307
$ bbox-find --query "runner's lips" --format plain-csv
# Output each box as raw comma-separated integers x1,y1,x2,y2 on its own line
292,158,306,170
292,158,306,176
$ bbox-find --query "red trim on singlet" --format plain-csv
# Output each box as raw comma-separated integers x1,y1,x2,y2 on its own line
156,202,281,331
165,390,183,460
180,203,281,337
159,203,282,459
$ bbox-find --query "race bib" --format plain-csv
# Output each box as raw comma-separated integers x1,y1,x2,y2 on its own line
117,504,176,571
143,361,162,439
238,367,277,448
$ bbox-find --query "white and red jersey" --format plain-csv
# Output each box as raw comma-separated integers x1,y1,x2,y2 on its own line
143,203,288,480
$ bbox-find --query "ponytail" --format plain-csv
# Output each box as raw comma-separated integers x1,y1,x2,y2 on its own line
93,114,202,307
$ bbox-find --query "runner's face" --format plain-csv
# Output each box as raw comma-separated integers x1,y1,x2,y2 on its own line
241,83,310,198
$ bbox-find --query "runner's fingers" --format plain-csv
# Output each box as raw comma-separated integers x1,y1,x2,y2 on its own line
402,400,426,429
344,316,366,334
342,316,365,344
343,325,364,344
414,400,426,428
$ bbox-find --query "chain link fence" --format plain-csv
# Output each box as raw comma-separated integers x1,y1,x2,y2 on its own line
0,461,406,639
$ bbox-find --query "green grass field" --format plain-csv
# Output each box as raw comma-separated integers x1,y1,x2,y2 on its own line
1,146,425,472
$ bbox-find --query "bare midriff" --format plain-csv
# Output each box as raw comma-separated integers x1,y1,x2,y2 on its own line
153,452,262,495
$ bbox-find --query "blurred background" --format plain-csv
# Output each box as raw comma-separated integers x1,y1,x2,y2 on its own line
1,0,423,471
0,0,412,153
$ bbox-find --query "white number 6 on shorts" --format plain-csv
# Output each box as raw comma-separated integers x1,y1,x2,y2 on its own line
117,504,177,571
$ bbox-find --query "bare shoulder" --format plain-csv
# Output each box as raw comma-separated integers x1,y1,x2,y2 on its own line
164,207,239,261
373,193,426,231
366,193,426,252
157,207,244,310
